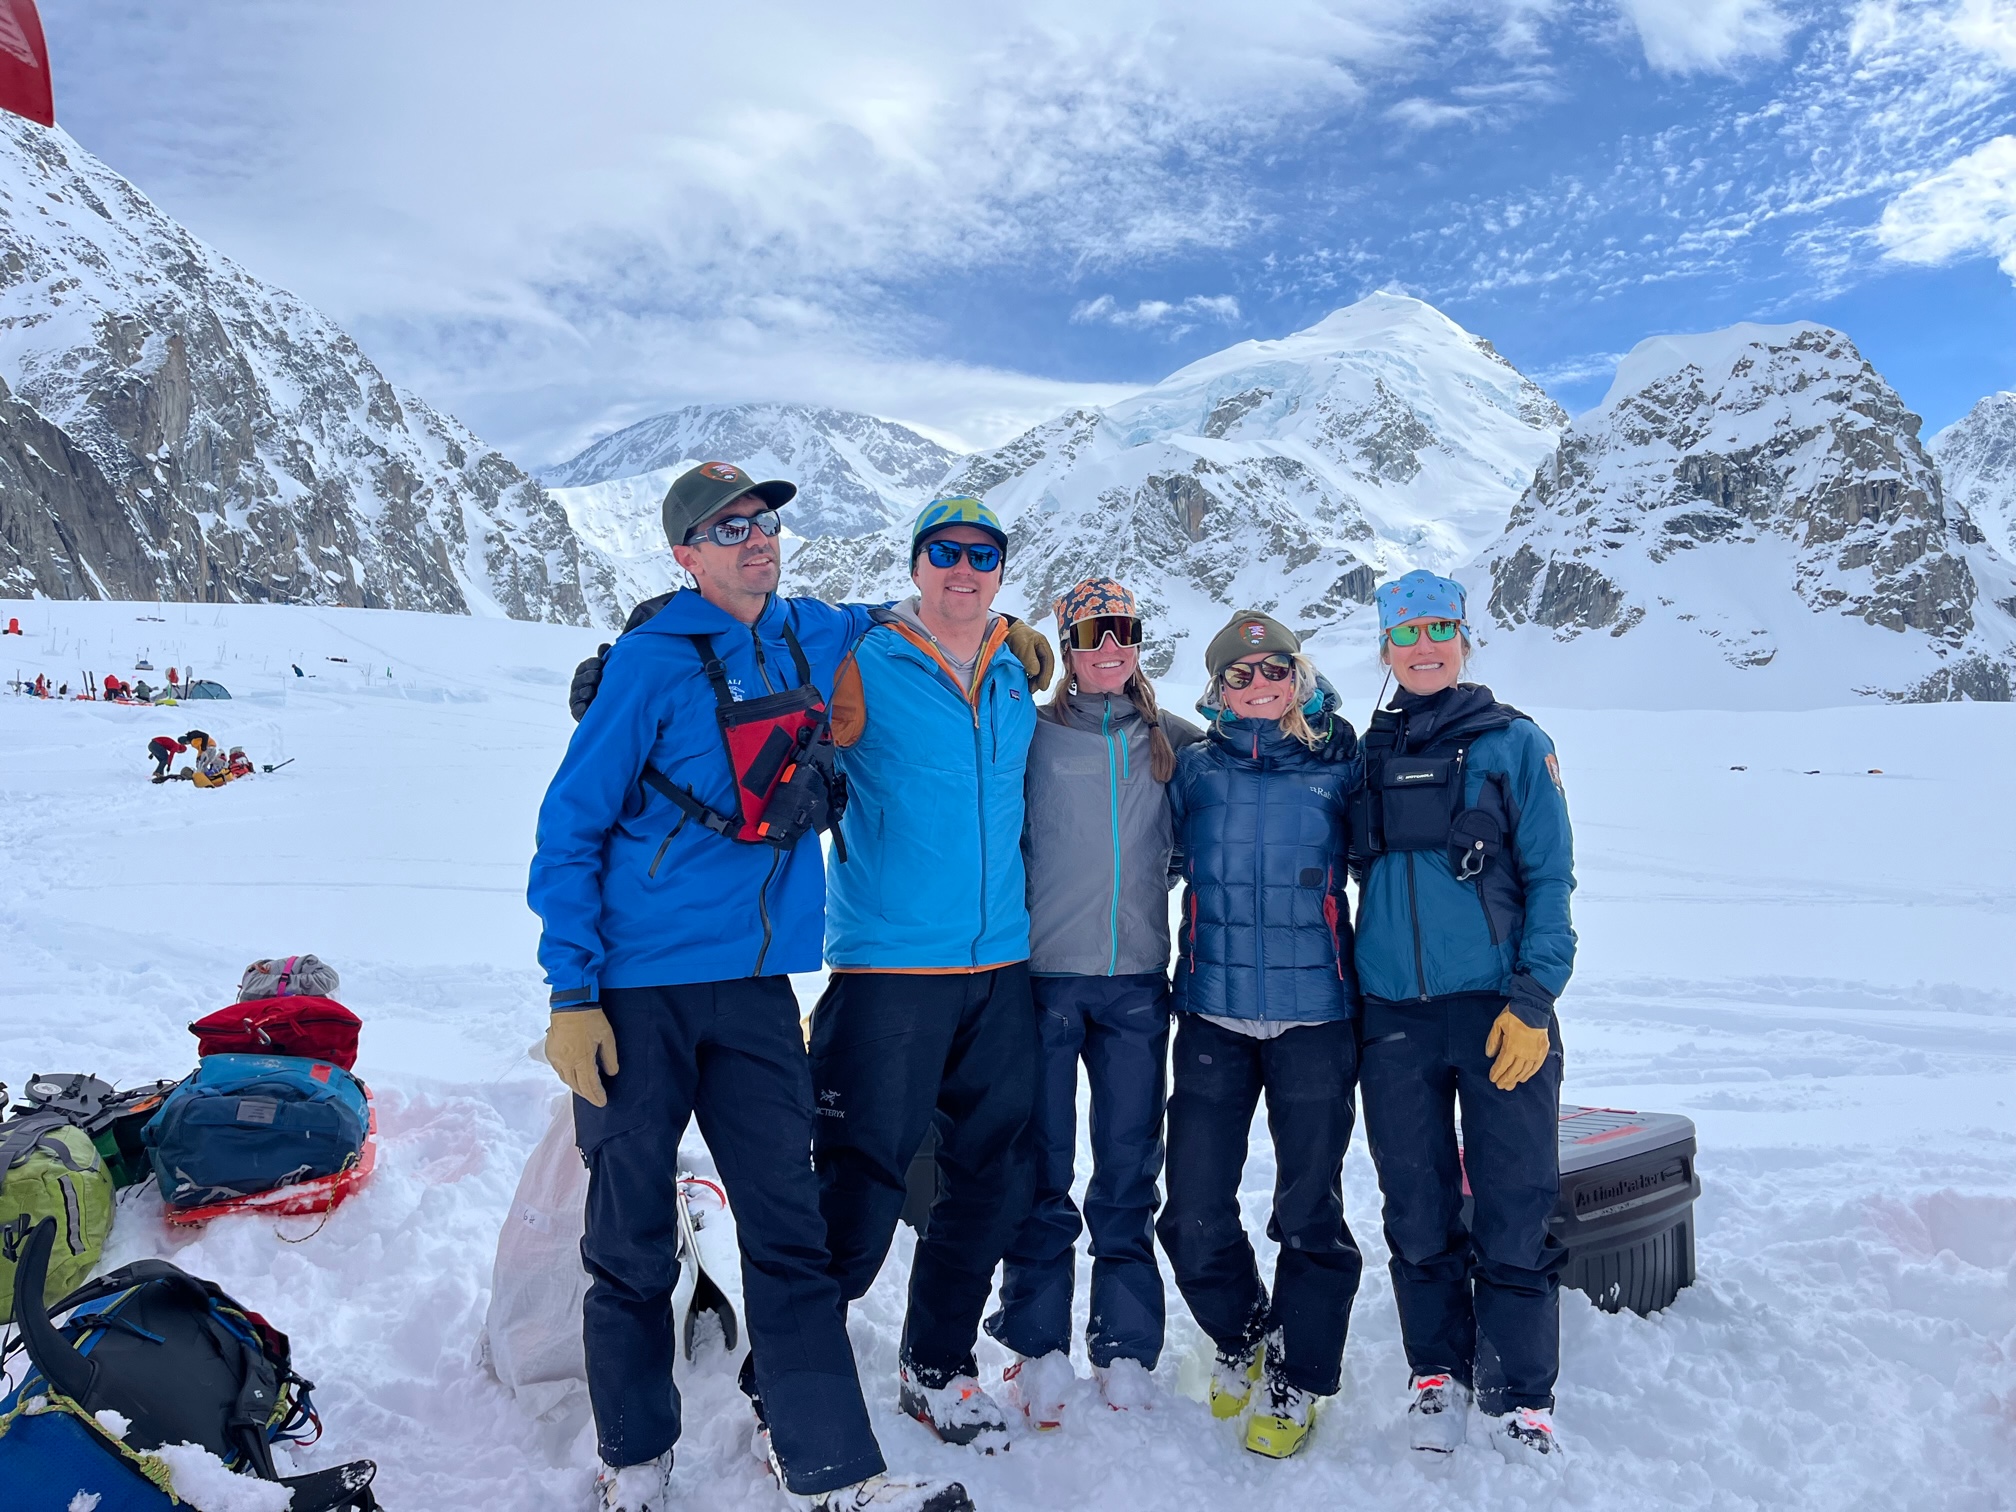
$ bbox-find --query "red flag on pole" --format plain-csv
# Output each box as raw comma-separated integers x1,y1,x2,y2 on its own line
0,0,52,128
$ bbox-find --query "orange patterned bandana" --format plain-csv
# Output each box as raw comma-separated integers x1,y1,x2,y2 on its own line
1052,576,1139,630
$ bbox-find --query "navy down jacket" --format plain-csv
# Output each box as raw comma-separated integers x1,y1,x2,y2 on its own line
1169,710,1362,1025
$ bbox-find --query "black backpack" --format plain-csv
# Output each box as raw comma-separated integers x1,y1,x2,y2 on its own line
0,1218,381,1510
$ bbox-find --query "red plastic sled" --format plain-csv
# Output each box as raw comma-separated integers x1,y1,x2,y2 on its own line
164,1085,378,1228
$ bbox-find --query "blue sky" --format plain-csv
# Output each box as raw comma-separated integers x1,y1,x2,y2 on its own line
41,1,2016,465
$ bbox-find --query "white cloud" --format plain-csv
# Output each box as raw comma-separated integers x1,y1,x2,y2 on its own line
1070,293,1242,329
1613,0,1795,73
1385,97,1482,130
1877,134,2016,271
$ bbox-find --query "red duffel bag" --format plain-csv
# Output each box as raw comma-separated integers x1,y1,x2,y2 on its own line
188,994,363,1070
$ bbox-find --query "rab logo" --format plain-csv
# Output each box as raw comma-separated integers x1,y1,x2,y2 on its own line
701,461,742,482
1240,620,1268,644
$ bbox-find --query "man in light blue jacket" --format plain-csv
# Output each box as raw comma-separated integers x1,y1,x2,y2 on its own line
813,496,1041,1455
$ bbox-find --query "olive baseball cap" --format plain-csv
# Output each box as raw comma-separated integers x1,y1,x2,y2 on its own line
1204,609,1300,677
661,461,797,547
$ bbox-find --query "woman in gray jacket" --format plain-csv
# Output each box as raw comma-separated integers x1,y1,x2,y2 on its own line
983,576,1202,1426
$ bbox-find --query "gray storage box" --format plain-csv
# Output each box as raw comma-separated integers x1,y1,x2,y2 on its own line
1551,1104,1700,1315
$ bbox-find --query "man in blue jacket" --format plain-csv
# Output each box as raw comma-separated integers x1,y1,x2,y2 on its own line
813,497,1041,1455
528,462,972,1512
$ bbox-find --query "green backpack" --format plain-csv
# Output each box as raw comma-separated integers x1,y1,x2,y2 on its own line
0,1110,116,1323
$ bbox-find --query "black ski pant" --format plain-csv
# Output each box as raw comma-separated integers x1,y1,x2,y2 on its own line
575,979,883,1495
986,971,1170,1369
810,963,1037,1388
1154,1013,1363,1396
1358,993,1565,1413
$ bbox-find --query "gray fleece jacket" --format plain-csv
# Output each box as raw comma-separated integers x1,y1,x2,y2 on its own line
1024,688,1204,977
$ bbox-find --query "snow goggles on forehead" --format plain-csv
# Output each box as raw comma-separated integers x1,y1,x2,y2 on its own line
1387,619,1462,646
1065,615,1143,651
686,509,782,547
921,539,1003,572
1218,652,1295,689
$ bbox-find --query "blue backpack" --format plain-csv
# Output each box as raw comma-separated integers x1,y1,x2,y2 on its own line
142,1055,368,1210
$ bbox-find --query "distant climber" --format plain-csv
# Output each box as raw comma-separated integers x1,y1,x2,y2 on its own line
148,734,190,781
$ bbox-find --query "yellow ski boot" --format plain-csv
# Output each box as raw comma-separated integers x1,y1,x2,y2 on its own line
1209,1342,1263,1420
1243,1365,1317,1459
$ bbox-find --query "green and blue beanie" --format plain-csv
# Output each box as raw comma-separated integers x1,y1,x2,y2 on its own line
911,495,1008,561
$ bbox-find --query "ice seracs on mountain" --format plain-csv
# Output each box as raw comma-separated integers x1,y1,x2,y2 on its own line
1931,393,2016,564
789,293,1566,674
1477,322,2016,706
0,117,593,624
542,402,957,619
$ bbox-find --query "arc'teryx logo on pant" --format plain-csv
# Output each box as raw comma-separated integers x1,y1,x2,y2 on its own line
817,1088,845,1118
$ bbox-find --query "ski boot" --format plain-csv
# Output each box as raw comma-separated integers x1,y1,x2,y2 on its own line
1243,1363,1317,1459
1093,1357,1158,1412
898,1361,1011,1454
1488,1406,1561,1466
1407,1372,1471,1455
769,1442,973,1512
595,1453,672,1512
1208,1341,1263,1420
1001,1350,1073,1430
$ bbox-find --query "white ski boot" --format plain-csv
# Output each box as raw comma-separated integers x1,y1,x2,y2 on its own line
897,1362,1011,1454
1489,1405,1562,1466
595,1452,672,1512
784,1471,976,1512
1406,1372,1471,1454
1001,1350,1074,1430
1093,1357,1158,1412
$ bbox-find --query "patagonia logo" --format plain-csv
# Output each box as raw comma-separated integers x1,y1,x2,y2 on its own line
1009,688,1021,700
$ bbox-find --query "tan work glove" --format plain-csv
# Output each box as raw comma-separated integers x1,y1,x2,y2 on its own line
546,1008,620,1107
1003,620,1055,693
1484,1008,1550,1091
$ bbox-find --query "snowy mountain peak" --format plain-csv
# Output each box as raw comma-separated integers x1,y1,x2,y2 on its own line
0,118,592,625
1479,322,2016,706
789,295,1565,673
1931,392,2016,564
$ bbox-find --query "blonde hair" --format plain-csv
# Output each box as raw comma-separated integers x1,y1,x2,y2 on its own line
1050,662,1179,782
1202,652,1324,749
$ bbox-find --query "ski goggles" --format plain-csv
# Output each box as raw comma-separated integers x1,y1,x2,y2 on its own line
921,539,1003,572
1387,619,1462,647
1218,652,1295,689
686,509,782,547
1064,615,1143,651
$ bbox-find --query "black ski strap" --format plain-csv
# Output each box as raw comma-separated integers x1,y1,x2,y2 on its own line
640,766,739,838
684,619,814,711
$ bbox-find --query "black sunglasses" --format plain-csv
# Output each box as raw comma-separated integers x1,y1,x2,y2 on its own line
921,540,1003,572
685,510,781,547
1219,653,1294,690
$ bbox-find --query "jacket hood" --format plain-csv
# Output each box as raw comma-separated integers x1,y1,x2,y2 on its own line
1046,686,1150,728
882,595,1004,646
1384,681,1523,752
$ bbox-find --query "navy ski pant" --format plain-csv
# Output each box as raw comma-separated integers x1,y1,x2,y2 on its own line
810,963,1037,1388
1154,1013,1364,1396
575,979,883,1495
1357,993,1565,1412
986,972,1171,1368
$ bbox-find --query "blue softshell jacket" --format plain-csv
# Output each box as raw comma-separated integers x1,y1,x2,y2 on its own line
824,613,1038,971
1168,707,1362,1025
528,590,875,1002
1350,683,1577,1025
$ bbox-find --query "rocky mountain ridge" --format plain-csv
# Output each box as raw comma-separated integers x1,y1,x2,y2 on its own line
0,118,596,625
1476,323,2016,705
1932,393,2016,565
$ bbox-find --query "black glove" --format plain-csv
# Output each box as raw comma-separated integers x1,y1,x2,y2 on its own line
1315,714,1360,765
569,592,677,721
568,645,611,723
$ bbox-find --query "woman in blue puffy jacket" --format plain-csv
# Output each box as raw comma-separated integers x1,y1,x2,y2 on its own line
1154,609,1363,1462
1350,569,1576,1467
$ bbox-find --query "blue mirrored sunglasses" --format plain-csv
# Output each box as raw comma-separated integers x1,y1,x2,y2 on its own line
922,540,1003,572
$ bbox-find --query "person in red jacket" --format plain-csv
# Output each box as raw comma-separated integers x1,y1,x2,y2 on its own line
148,734,190,781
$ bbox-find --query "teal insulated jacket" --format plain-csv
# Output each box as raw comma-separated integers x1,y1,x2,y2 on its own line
824,607,1039,970
1349,683,1577,1025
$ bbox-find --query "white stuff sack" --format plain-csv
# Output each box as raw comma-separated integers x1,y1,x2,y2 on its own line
482,1092,592,1418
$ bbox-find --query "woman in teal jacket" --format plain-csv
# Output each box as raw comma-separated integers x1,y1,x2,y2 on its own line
1349,569,1576,1468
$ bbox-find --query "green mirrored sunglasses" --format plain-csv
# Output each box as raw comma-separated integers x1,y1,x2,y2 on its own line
1387,620,1462,647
